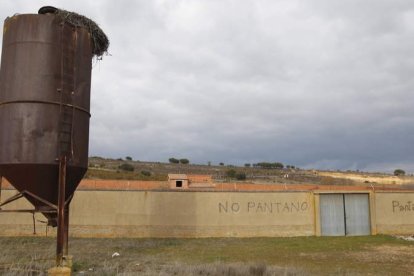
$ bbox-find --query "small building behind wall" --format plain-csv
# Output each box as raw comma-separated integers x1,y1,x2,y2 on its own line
168,174,215,189
168,174,189,189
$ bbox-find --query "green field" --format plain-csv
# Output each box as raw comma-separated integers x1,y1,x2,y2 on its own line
0,235,413,275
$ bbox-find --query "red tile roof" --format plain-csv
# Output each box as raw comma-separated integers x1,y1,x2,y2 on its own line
1,177,412,192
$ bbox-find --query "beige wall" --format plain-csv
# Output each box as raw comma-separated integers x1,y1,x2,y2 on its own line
0,190,54,236
1,189,314,237
375,192,414,235
2,189,414,237
69,190,314,237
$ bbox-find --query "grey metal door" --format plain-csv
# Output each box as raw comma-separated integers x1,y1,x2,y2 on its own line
344,194,371,236
320,194,345,236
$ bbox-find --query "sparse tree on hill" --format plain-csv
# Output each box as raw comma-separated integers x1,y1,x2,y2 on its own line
244,163,251,167
256,162,272,169
169,158,179,164
125,156,132,161
273,162,284,169
219,162,224,166
180,158,190,164
394,169,406,176
256,162,284,169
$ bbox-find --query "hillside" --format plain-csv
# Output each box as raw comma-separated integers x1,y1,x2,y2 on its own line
86,157,414,188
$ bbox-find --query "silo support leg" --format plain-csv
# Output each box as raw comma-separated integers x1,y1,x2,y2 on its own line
56,156,67,267
64,207,69,256
0,175,2,205
62,206,73,268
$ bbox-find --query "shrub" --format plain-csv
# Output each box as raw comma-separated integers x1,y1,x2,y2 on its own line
226,169,237,178
244,163,251,167
125,156,132,161
219,162,224,166
118,163,134,172
141,170,151,176
235,172,246,180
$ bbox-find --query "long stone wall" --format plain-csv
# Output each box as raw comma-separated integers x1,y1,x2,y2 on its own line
1,189,413,237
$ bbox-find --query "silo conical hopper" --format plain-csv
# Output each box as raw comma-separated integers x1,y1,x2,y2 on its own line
0,6,108,266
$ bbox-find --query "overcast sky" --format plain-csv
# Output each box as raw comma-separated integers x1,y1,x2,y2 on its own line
1,1,413,173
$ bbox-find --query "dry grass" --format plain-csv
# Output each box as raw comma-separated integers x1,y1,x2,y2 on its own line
0,235,413,275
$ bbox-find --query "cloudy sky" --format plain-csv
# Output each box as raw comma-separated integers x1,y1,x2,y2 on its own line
1,1,413,172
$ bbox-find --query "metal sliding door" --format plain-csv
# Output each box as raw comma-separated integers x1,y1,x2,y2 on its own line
344,194,371,236
320,194,345,236
320,193,371,236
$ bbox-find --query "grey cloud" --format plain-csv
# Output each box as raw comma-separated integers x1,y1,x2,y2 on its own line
1,1,413,173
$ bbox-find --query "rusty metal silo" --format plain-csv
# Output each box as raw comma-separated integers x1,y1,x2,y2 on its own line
0,6,108,267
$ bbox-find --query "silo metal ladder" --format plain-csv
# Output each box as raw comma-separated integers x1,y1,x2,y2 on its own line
58,102,74,159
58,25,76,159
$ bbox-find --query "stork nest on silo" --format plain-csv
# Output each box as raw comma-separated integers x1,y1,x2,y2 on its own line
39,6,109,58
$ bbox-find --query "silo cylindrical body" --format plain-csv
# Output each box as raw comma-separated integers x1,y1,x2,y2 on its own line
0,13,93,223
